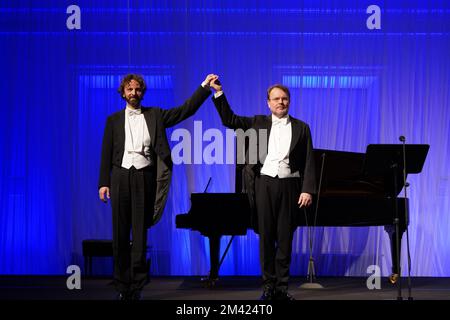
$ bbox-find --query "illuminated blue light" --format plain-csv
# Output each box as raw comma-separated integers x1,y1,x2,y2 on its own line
283,75,377,88
79,74,173,89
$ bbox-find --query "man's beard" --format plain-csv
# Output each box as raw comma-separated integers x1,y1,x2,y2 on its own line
126,96,141,108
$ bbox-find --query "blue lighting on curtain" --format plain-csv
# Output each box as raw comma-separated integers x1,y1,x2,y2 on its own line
283,75,377,88
1,0,449,277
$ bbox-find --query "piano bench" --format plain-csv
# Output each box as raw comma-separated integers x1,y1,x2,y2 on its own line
82,239,113,276
82,239,152,277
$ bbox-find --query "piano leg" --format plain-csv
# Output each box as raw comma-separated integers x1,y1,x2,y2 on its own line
201,235,220,288
209,235,220,280
384,225,405,284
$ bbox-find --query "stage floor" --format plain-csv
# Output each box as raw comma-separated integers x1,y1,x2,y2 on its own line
1,276,449,300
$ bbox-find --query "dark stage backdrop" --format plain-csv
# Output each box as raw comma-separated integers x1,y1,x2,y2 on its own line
0,0,449,276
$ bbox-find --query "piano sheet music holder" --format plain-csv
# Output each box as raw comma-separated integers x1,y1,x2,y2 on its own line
363,144,429,177
362,144,429,197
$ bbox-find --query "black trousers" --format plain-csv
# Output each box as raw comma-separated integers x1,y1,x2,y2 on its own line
255,175,300,292
110,165,156,293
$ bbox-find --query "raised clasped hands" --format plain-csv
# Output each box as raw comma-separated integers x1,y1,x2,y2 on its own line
203,74,222,93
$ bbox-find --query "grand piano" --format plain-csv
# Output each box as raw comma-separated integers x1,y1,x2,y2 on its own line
176,145,427,287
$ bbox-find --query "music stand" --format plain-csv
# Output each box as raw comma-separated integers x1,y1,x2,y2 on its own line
363,144,429,177
363,144,429,300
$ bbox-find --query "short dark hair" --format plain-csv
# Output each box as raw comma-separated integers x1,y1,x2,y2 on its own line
267,84,290,100
118,74,147,97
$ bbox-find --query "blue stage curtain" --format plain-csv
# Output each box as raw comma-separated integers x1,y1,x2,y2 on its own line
0,1,449,276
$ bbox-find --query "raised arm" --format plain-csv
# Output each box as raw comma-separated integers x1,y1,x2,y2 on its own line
210,80,253,130
161,75,215,128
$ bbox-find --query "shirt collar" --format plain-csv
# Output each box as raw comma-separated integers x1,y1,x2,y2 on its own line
271,114,289,126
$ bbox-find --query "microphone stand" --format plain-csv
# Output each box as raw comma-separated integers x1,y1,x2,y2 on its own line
399,136,413,300
391,157,403,300
299,153,325,289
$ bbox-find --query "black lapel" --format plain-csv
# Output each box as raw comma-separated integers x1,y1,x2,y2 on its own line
289,117,301,154
116,110,126,147
255,115,272,162
265,115,272,146
143,107,156,148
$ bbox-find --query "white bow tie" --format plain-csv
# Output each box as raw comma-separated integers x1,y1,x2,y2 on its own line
272,117,288,126
127,108,142,117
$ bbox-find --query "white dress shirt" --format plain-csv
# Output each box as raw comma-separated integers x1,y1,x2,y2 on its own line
260,114,300,178
121,105,152,169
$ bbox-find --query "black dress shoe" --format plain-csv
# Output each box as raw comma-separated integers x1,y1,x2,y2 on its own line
201,274,219,289
259,287,274,300
117,292,131,300
274,290,295,301
130,290,142,300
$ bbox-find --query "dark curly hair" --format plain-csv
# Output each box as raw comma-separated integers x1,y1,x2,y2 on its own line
117,74,147,98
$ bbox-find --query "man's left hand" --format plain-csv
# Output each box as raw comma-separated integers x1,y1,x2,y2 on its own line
202,74,219,88
298,193,312,208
